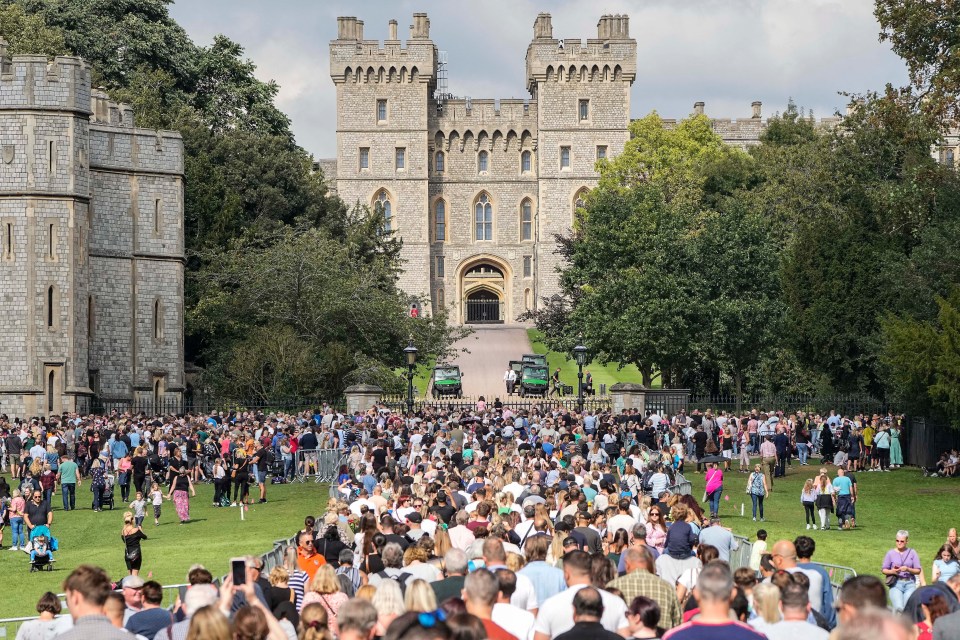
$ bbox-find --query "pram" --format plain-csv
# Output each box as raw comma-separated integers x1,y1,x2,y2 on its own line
27,525,57,572
101,473,116,510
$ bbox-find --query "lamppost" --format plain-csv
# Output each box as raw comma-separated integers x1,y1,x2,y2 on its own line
573,334,588,413
404,336,418,415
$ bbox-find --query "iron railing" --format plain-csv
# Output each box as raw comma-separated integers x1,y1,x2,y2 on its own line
90,396,345,418
379,394,613,413
687,394,889,417
294,449,350,483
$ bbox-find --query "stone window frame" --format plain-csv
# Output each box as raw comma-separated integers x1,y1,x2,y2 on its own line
436,255,445,279
560,146,572,171
1,218,13,262
45,219,59,262
524,287,532,311
578,98,590,123
377,99,388,123
477,150,489,174
88,295,96,340
395,147,406,171
435,150,445,173
46,284,60,331
520,149,533,174
433,197,447,243
153,195,162,237
473,191,494,242
522,255,533,278
153,298,164,342
596,144,608,161
359,147,370,171
373,188,395,234
519,197,535,243
573,187,590,222
437,288,445,310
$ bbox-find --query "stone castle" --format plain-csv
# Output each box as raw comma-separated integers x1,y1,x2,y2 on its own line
0,39,185,418
324,11,851,326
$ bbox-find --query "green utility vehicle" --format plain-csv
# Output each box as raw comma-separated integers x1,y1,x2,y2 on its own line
431,365,464,398
519,364,549,397
521,353,547,367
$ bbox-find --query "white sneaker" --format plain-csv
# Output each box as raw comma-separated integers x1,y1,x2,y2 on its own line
230,502,237,507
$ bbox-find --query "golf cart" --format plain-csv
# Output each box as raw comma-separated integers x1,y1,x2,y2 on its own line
518,364,549,397
431,365,464,398
521,354,547,367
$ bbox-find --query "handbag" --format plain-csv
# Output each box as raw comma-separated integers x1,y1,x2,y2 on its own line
885,573,898,587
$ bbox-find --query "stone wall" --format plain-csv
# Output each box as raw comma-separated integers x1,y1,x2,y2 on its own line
0,41,184,417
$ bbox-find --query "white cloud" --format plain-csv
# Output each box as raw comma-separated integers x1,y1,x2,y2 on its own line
169,0,907,157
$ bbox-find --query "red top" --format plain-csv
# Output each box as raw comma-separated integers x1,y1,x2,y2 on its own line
481,619,517,640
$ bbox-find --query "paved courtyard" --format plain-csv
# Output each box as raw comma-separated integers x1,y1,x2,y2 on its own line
445,326,533,398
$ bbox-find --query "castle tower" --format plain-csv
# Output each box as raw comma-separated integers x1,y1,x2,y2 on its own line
526,14,637,299
0,39,185,418
330,15,437,307
0,43,94,416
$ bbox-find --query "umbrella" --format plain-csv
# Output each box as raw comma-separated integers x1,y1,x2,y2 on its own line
697,454,727,464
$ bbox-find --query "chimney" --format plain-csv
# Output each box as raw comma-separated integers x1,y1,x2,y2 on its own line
621,15,630,37
356,20,364,41
597,16,608,39
751,101,762,119
614,15,624,38
388,19,398,41
534,13,553,39
693,101,705,116
412,13,430,39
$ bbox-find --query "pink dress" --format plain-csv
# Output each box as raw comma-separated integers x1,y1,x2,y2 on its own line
646,523,667,552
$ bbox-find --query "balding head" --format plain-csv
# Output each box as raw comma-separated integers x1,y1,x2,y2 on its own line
772,540,798,569
482,538,507,564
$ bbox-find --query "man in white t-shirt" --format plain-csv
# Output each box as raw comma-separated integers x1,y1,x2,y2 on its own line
532,551,628,640
606,498,637,537
492,568,536,640
763,581,828,640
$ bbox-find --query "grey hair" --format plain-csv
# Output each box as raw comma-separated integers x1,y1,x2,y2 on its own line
444,549,468,575
896,530,909,540
631,523,647,540
382,542,405,568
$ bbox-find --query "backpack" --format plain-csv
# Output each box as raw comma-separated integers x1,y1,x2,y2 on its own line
261,448,275,466
376,570,411,594
641,470,655,492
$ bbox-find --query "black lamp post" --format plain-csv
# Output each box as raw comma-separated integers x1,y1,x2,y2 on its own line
403,336,418,415
573,334,588,413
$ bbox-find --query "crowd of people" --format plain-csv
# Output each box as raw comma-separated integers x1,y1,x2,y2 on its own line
0,402,954,640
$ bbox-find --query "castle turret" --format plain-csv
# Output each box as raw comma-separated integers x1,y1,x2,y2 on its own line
329,14,438,308
525,13,637,298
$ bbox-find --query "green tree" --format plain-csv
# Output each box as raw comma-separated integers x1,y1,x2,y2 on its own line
876,0,960,123
0,2,67,55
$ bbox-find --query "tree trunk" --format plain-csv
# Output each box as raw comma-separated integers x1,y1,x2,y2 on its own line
640,363,653,388
733,370,743,414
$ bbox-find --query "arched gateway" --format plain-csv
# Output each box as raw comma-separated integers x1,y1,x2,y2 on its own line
457,256,511,324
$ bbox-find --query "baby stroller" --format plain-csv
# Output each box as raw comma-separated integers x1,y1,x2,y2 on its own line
101,473,116,510
28,526,57,572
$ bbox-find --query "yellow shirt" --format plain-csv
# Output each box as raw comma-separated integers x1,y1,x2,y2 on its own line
863,427,874,446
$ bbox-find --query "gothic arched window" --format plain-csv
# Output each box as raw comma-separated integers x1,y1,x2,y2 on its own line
374,189,393,232
474,193,493,241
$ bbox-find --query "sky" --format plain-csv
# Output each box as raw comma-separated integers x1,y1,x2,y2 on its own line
168,0,908,160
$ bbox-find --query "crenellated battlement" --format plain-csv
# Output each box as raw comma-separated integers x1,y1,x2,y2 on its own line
0,41,92,114
659,101,843,149
526,13,637,91
329,14,437,84
89,88,135,127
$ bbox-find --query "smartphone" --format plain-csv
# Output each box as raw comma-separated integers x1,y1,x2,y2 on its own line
231,557,247,585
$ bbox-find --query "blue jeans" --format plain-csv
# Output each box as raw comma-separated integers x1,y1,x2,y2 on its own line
92,485,104,510
889,579,916,613
62,483,76,510
797,443,809,465
708,489,722,516
749,434,759,453
750,494,764,519
10,517,25,547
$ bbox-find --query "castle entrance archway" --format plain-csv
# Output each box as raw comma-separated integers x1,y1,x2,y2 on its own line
457,256,511,324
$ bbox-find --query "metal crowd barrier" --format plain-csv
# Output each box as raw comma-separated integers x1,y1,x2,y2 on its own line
294,448,349,483
820,562,858,598
667,473,693,496
729,534,753,570
724,535,857,598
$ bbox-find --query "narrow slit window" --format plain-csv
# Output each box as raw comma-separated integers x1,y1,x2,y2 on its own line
154,198,161,234
560,147,571,169
47,286,54,327
4,222,11,259
88,296,95,339
153,299,162,339
48,223,54,259
48,140,55,173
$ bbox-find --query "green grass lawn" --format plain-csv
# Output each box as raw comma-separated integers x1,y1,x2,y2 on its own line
0,480,325,622
527,329,659,391
684,464,959,579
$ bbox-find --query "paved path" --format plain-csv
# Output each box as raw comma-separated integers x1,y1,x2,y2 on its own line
445,326,533,398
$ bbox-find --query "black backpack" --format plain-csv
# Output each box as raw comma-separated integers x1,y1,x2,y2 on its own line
376,571,411,594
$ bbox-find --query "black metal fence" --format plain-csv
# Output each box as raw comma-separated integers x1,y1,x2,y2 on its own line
380,394,613,414
687,394,889,417
90,395,343,418
465,299,504,323
906,415,960,469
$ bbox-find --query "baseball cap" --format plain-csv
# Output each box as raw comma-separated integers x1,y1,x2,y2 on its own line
121,575,145,589
406,512,423,523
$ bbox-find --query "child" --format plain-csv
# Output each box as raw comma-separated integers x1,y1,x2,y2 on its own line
130,491,147,528
748,529,768,571
149,482,163,526
29,530,53,569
